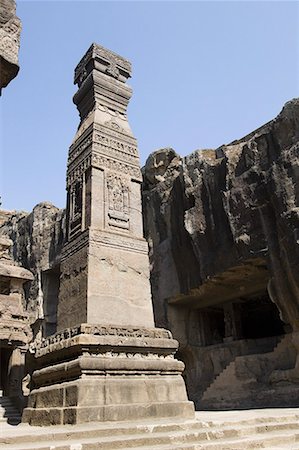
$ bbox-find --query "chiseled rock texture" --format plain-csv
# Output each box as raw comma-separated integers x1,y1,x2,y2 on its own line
0,0,21,91
142,99,299,332
0,203,65,336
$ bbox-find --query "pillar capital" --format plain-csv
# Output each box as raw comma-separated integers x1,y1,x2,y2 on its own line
73,43,132,120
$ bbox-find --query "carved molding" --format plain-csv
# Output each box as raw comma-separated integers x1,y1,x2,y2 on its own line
61,229,89,260
68,134,93,165
33,324,172,352
74,43,131,87
67,154,141,187
92,154,141,180
90,230,148,254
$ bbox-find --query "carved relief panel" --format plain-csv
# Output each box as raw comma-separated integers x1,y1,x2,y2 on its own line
69,177,84,239
106,173,130,230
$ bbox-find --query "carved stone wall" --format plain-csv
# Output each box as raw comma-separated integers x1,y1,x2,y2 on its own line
0,203,65,338
142,98,299,407
143,99,299,331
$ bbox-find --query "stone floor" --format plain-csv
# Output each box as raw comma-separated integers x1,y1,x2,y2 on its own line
1,409,299,449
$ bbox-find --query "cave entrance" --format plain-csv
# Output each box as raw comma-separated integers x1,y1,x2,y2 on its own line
239,292,285,339
198,290,285,346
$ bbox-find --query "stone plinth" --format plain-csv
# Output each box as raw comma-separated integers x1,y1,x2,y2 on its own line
23,43,194,425
23,325,193,425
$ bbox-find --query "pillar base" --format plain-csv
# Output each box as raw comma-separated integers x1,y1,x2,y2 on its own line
23,324,194,426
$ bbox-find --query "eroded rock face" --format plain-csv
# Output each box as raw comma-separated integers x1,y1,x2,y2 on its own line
0,0,21,91
142,100,299,407
0,202,65,337
143,99,299,331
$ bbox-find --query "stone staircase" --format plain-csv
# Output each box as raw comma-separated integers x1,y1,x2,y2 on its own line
0,391,22,425
200,334,299,410
1,410,299,449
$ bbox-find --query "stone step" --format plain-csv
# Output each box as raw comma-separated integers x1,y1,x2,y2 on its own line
2,415,299,446
0,395,21,425
124,430,299,449
2,420,299,449
201,334,295,406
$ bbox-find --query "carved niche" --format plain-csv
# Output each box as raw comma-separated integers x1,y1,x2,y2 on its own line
69,177,83,238
106,173,130,230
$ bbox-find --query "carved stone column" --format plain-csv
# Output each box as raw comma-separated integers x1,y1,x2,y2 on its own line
23,43,194,426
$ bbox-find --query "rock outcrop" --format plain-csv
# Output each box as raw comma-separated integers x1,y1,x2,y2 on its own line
143,99,299,331
0,0,21,92
0,203,65,337
142,99,299,406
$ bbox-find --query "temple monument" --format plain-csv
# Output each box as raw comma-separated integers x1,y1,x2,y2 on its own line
23,43,194,425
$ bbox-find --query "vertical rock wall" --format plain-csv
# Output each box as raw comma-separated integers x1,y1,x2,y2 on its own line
0,0,21,91
142,99,299,332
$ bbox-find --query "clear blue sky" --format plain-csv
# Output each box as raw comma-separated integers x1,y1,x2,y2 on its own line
1,0,298,212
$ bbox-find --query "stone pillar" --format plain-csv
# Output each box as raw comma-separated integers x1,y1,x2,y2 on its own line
23,43,194,426
224,302,243,341
7,347,25,401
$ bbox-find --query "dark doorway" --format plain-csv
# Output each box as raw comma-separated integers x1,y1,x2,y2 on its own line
0,347,12,395
240,292,285,339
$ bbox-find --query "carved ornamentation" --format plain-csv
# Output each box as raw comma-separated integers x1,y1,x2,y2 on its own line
90,231,148,254
106,174,130,230
92,154,141,180
34,324,172,352
106,62,120,79
74,43,131,87
69,178,83,238
67,133,92,165
61,230,89,261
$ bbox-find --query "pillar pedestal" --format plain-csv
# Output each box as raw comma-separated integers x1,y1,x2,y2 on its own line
23,324,194,425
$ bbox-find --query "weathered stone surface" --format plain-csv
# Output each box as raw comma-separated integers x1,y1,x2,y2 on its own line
0,202,65,337
58,42,153,330
142,98,299,407
0,0,21,91
0,237,33,411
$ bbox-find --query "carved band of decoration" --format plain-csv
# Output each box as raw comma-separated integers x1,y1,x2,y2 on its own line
90,231,148,254
106,62,120,79
34,325,172,351
68,134,92,165
94,133,138,156
107,174,130,230
75,352,174,360
95,120,136,143
92,154,142,181
61,229,89,260
93,144,138,166
67,156,91,187
68,134,139,168
75,44,131,87
67,155,141,186
75,46,93,86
